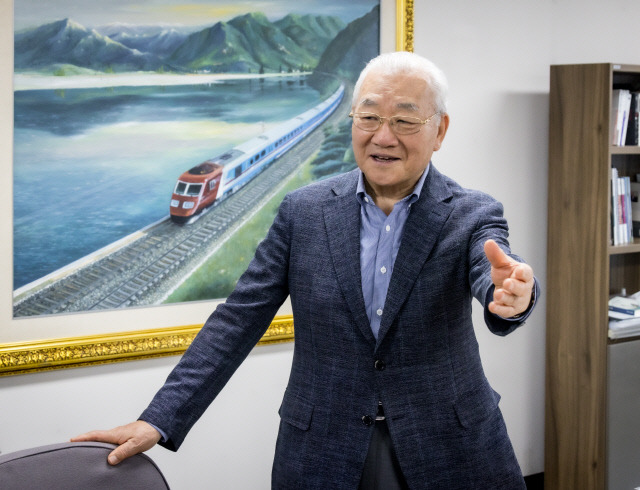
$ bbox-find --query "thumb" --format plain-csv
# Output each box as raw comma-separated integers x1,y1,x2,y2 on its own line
483,239,511,269
108,441,137,465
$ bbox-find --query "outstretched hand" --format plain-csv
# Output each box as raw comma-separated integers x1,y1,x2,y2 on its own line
71,420,161,465
484,239,534,319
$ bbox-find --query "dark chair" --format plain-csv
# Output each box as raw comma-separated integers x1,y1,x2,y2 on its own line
0,441,170,489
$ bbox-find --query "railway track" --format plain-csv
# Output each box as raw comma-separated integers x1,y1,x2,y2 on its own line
13,94,350,317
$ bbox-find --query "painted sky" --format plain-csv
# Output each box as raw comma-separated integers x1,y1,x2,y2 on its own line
14,0,379,31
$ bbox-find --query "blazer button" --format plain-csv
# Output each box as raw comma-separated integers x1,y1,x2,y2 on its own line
374,359,386,371
361,415,373,426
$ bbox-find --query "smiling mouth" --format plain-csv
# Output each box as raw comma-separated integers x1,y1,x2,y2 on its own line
371,154,399,162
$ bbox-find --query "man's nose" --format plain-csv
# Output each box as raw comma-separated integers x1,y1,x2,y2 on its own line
371,118,399,145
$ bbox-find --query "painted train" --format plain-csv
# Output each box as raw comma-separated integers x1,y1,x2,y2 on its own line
170,84,345,222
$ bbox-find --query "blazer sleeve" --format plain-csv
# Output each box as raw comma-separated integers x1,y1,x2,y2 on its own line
139,194,293,451
466,193,539,336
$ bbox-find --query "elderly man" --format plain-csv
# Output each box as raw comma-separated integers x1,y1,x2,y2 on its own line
74,52,538,489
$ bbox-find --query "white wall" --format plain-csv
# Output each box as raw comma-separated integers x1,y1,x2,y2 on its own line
3,1,640,488
0,344,295,488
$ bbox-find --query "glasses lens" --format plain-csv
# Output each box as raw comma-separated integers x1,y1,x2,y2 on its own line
391,116,423,135
353,114,380,131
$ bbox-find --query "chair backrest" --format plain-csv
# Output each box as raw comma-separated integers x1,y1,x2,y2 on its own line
0,441,170,489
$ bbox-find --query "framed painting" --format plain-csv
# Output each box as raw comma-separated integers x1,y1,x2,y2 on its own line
0,0,414,376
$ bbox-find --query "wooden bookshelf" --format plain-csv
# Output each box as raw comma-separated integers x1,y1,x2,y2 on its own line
546,63,640,489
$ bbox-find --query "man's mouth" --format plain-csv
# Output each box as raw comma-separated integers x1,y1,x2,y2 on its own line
371,154,399,162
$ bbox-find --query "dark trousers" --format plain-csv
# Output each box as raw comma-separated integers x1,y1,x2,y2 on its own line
359,418,409,490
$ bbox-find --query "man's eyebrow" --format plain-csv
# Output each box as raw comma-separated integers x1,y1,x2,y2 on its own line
358,98,378,107
357,98,420,113
396,102,419,112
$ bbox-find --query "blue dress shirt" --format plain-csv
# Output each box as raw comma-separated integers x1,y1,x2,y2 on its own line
357,166,430,339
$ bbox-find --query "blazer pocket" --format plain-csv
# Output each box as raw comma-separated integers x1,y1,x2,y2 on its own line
453,387,501,429
278,389,314,431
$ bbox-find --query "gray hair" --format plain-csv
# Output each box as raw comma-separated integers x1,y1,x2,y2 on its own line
351,51,449,115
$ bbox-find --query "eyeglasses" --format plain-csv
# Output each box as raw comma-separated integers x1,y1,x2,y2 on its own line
349,112,439,135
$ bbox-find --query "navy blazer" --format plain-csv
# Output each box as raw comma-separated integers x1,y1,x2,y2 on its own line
141,166,536,489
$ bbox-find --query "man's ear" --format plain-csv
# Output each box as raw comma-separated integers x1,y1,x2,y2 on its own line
434,113,449,151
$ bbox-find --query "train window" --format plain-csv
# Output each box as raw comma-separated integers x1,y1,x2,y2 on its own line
186,183,202,196
261,150,265,157
175,182,187,195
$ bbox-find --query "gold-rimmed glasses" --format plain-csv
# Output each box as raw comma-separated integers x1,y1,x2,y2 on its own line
349,112,439,135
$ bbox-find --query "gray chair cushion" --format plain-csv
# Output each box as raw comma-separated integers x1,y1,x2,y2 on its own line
0,441,170,489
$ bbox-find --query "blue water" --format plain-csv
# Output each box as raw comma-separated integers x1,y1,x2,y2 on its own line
13,77,323,289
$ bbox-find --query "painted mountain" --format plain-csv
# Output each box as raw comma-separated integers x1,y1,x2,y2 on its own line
311,5,379,84
95,24,189,58
168,12,345,73
14,11,349,74
14,18,165,72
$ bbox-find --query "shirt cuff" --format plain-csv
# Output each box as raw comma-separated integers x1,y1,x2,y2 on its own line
143,420,168,443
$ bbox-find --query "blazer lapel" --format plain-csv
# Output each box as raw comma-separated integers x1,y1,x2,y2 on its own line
376,165,454,347
323,172,376,345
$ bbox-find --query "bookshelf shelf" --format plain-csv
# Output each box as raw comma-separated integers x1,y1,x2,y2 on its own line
546,63,640,490
611,145,640,155
609,333,640,344
608,239,640,254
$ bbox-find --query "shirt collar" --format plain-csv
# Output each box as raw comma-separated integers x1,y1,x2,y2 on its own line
356,163,430,206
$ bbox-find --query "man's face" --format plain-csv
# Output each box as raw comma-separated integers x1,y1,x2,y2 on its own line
351,69,448,200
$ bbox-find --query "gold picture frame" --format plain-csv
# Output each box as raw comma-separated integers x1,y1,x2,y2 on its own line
0,0,413,377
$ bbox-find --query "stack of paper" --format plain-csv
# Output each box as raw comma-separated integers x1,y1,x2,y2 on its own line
609,317,640,339
609,292,640,339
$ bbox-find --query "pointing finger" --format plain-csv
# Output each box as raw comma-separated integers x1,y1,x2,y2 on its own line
483,239,512,268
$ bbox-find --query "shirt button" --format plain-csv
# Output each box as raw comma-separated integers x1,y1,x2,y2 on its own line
362,415,373,426
380,266,387,274
385,225,391,232
364,197,370,203
376,308,383,317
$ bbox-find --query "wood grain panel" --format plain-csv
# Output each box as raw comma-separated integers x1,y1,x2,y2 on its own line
545,64,611,490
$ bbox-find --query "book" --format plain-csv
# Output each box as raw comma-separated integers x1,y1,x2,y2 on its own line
625,92,640,145
611,89,632,146
612,168,619,245
623,176,633,243
609,295,640,316
631,181,640,238
618,176,628,243
610,170,634,244
609,309,638,320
